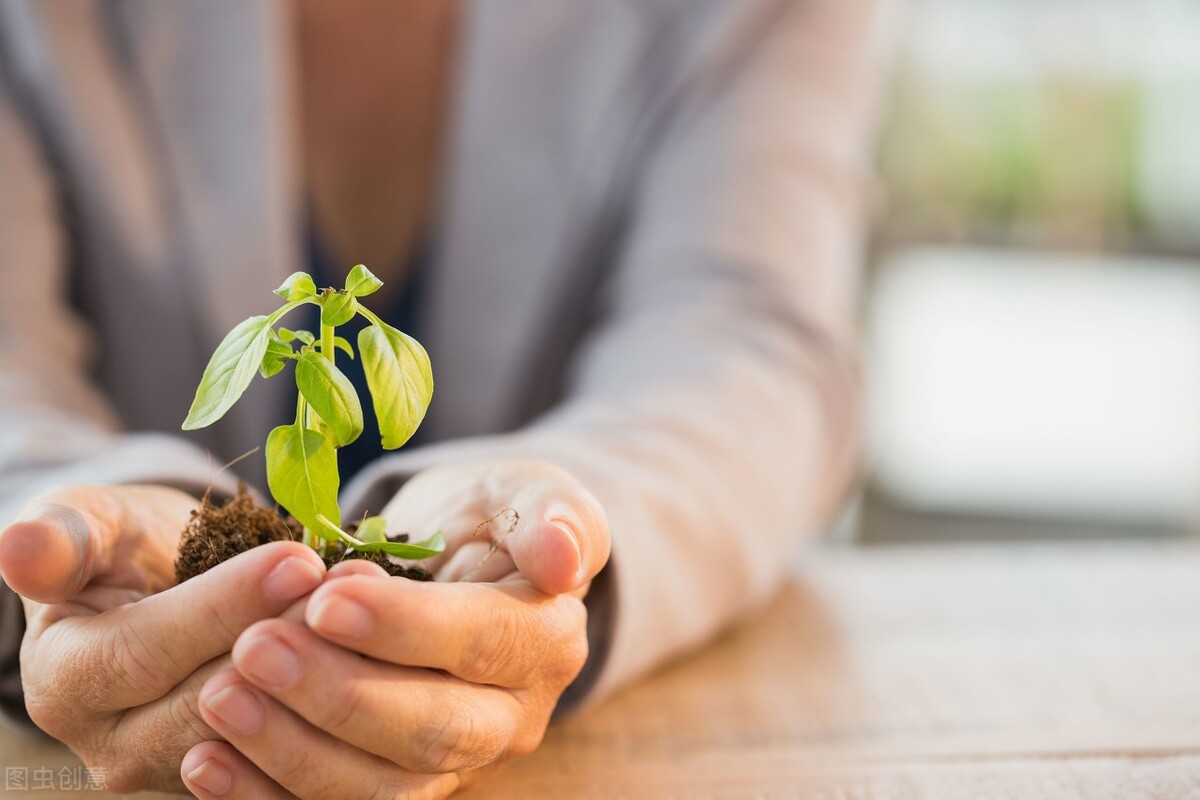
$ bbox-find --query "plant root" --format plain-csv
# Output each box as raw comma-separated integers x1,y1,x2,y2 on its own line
462,507,519,581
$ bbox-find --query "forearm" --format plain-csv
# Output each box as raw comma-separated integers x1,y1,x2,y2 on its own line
340,334,856,709
0,430,245,528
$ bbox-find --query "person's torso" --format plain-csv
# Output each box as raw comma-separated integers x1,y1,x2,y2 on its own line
297,0,457,292
0,0,762,486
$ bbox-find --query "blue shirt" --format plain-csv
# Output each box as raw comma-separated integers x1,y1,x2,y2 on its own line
300,224,428,484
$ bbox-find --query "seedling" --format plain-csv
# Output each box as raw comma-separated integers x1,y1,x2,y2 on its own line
181,265,443,561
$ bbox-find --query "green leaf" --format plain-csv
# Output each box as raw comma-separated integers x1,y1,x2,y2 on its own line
352,530,445,559
260,358,286,379
278,328,316,345
183,315,273,430
259,336,294,379
266,424,340,537
358,322,434,449
273,272,318,301
344,264,384,297
333,336,355,360
321,293,358,327
295,351,363,447
356,516,388,543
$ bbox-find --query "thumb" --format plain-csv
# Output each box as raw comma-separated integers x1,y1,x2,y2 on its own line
0,485,192,605
0,503,97,604
387,460,612,595
505,485,611,596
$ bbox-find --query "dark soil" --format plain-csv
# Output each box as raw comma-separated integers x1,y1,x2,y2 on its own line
174,484,432,584
320,536,434,581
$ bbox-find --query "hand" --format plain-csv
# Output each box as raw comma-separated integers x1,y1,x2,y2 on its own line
183,459,611,799
0,484,328,793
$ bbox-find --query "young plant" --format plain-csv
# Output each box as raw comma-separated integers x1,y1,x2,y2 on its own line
181,264,442,561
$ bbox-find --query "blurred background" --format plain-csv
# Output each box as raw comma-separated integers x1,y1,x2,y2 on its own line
853,0,1200,543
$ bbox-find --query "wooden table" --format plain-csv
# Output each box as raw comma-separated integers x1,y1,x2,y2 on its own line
5,541,1200,798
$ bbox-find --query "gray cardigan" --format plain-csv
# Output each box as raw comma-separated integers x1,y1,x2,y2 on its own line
0,0,875,728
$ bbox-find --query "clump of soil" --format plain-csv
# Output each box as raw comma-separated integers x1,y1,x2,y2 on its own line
175,484,432,584
174,486,296,583
319,535,433,582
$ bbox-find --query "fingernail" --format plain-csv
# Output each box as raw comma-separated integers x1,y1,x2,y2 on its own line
264,556,324,603
550,519,586,583
204,684,265,736
186,759,232,796
238,634,303,690
309,594,374,639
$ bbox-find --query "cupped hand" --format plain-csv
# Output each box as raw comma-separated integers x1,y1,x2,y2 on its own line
184,460,611,799
0,484,328,793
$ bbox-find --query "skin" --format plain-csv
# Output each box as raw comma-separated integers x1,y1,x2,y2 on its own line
0,460,611,798
298,0,457,289
0,485,327,792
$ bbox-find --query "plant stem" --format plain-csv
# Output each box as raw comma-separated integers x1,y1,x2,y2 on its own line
321,322,335,364
268,297,317,326
294,391,306,429
291,393,323,553
315,515,365,548
356,305,385,329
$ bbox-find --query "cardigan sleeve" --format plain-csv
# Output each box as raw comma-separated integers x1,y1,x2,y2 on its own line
0,57,239,733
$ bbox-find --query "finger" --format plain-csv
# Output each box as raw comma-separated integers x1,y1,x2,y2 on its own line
305,575,588,688
105,654,232,792
0,486,191,603
182,741,294,800
436,541,515,583
380,461,610,595
326,559,389,580
262,560,384,629
0,509,91,604
264,560,385,633
233,619,534,774
29,541,325,713
497,476,610,595
197,669,457,796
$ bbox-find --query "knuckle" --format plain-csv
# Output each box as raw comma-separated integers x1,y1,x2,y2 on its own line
21,663,96,745
548,601,590,685
461,608,525,681
411,701,500,774
548,631,589,688
509,722,547,759
58,694,205,794
25,715,148,794
266,747,312,790
166,689,218,748
195,593,243,644
21,660,60,736
23,691,69,740
97,620,164,703
561,594,588,632
318,676,368,736
24,652,104,734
